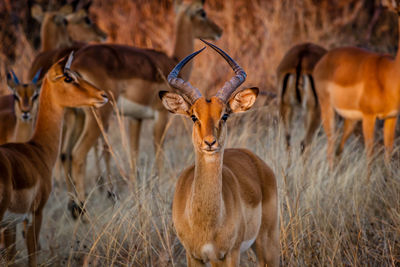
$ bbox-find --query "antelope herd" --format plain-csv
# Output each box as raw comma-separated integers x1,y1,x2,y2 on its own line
0,0,399,266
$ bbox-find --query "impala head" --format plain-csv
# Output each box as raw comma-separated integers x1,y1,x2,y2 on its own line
6,70,41,122
175,0,222,40
31,4,107,48
47,52,108,108
66,9,107,42
160,40,258,155
382,0,400,14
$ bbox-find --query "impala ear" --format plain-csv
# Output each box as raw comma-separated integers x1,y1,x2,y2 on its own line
228,87,259,113
159,91,191,115
6,70,19,92
31,4,44,22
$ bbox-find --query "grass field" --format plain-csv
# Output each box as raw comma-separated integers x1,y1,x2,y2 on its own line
1,0,400,266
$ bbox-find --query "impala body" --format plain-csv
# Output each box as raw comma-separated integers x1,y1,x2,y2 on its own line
277,43,326,151
55,0,222,218
160,40,279,266
0,53,107,266
313,4,400,166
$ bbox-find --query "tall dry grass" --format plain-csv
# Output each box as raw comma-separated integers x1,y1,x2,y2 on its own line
1,0,400,266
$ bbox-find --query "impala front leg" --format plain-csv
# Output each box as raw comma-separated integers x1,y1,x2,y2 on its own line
128,118,142,184
362,114,376,175
153,110,169,175
383,117,397,165
336,118,358,156
26,210,43,267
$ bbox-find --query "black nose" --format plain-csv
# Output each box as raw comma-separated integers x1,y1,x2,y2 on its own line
204,139,216,147
22,112,30,119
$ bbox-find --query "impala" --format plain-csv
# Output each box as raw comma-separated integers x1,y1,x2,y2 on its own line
0,70,41,144
31,3,106,52
159,40,279,267
313,2,400,166
59,0,222,218
26,3,109,191
277,43,326,151
0,52,107,266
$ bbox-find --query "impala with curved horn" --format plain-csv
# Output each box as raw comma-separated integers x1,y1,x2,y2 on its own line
160,40,279,266
0,52,107,266
313,1,400,167
0,69,42,144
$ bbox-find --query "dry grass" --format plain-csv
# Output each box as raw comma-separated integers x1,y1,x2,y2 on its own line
1,0,400,266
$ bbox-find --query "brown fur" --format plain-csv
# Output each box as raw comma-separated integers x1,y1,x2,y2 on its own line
277,43,326,151
161,93,279,266
0,56,107,266
31,4,106,52
314,11,400,166
61,0,222,213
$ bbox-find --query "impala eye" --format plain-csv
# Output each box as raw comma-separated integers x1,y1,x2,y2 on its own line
13,94,20,101
221,113,229,122
191,115,198,122
64,74,73,83
32,93,39,101
84,16,92,25
199,9,206,18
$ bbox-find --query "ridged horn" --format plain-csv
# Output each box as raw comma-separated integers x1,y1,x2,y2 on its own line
32,68,42,84
64,51,74,72
167,47,205,103
200,39,246,103
10,70,20,85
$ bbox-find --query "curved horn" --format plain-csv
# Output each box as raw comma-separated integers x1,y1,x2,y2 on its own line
167,47,205,103
10,70,20,85
64,51,74,72
32,68,42,84
200,39,246,103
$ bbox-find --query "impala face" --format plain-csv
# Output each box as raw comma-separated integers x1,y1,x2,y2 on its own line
160,88,258,155
190,97,227,154
6,71,41,122
183,0,222,40
32,4,107,44
66,9,107,42
49,54,108,108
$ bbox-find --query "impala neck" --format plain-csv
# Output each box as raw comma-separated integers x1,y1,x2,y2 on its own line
189,150,225,227
396,15,400,64
30,78,64,168
13,119,34,142
173,12,195,81
41,21,72,52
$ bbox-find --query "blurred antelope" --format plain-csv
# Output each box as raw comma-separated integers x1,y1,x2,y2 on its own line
277,43,326,151
31,3,106,52
0,70,41,144
0,53,107,267
59,0,222,218
313,1,400,167
160,40,279,266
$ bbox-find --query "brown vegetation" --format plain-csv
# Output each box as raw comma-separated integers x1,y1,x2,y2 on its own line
0,0,399,266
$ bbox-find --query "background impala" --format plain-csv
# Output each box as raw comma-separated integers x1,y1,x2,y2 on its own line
0,0,399,266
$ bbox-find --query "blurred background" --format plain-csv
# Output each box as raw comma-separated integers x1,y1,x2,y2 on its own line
0,0,399,266
0,0,398,99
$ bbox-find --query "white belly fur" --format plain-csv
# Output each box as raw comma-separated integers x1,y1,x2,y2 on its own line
117,97,155,119
335,108,363,120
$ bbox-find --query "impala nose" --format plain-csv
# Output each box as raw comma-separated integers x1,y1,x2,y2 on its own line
21,112,30,120
204,137,216,147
